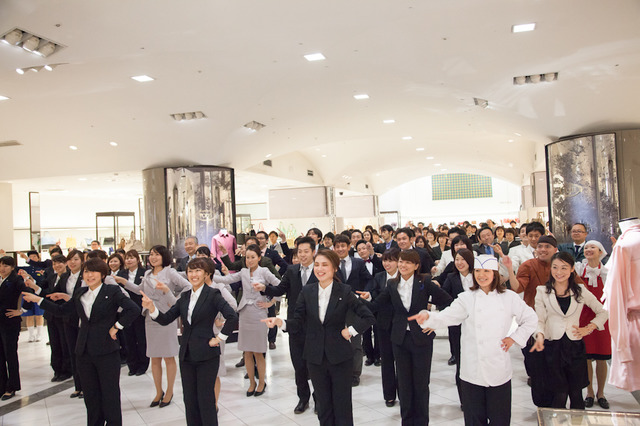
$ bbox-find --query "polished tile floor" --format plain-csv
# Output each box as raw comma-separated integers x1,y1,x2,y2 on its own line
1,328,638,425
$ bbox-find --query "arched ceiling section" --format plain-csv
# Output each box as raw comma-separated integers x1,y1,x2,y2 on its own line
0,0,639,193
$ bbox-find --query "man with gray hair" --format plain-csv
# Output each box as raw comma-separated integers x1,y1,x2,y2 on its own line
176,236,198,271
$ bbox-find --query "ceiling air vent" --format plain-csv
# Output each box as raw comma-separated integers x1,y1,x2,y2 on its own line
0,140,21,148
263,160,272,167
307,169,314,177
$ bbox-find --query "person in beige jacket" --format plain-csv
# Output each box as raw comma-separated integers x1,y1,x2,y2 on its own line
531,251,608,410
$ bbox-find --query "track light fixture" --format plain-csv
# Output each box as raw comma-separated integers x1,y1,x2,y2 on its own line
513,72,559,85
171,111,207,121
16,63,63,75
0,27,64,57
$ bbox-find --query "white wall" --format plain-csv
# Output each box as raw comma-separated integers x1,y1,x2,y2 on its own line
379,176,522,227
0,183,14,250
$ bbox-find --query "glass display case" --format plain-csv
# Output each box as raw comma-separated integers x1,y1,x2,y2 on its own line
537,407,640,425
95,212,136,252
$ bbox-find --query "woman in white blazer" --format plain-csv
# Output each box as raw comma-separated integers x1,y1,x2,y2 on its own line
531,251,608,410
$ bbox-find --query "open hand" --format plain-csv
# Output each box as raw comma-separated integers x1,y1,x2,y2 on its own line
5,309,22,318
47,292,70,302
572,324,594,338
501,255,513,271
500,337,515,352
407,310,429,325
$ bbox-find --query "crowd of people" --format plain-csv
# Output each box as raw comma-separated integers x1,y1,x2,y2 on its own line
0,218,619,425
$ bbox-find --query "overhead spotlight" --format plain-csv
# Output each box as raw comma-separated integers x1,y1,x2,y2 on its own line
544,72,557,82
22,36,40,52
529,74,541,83
44,65,53,71
184,112,194,120
473,97,489,109
514,76,526,85
172,114,183,121
35,42,56,57
194,111,204,119
2,29,23,45
244,120,266,131
16,68,24,75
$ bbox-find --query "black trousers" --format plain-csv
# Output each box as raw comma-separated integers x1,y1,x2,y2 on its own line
63,322,82,391
124,315,148,374
363,324,380,362
47,316,71,376
289,333,311,403
377,326,397,402
522,341,553,407
449,325,462,404
268,305,277,343
460,379,511,426
76,350,122,426
351,334,363,379
0,323,21,394
308,356,353,426
180,354,220,426
393,332,433,426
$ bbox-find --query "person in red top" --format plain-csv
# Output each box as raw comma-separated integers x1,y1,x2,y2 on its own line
574,240,611,409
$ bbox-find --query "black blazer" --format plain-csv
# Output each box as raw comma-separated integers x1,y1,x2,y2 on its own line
374,240,399,254
413,247,436,274
473,243,500,258
286,282,375,366
336,257,373,292
0,271,30,327
154,285,238,362
263,263,318,324
176,256,191,272
53,271,84,325
369,271,394,330
117,268,146,307
40,283,140,356
369,274,452,346
265,247,289,275
40,271,66,321
442,272,466,300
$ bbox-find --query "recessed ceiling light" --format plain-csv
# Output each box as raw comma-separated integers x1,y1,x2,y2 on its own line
416,148,425,151
110,141,118,147
265,154,272,158
512,23,536,33
131,75,154,82
402,136,412,140
44,65,53,71
383,119,395,124
353,94,369,100
426,156,434,160
441,169,448,172
0,95,9,101
514,132,522,136
434,163,441,166
304,53,325,61
69,145,78,150
321,154,327,158
16,68,24,75
78,178,87,181
508,139,514,143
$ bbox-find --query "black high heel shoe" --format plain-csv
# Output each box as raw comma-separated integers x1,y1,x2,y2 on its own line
150,391,164,407
254,383,267,397
159,394,173,408
246,383,257,397
1,391,15,401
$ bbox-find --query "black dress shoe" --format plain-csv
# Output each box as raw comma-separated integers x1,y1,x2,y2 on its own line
159,395,173,408
447,356,456,365
1,391,15,401
364,358,374,366
150,392,164,407
246,386,256,397
269,342,276,350
70,391,82,398
77,392,84,399
235,358,245,368
57,373,72,381
128,371,136,376
385,400,396,407
374,359,382,367
135,370,146,376
597,397,609,409
294,400,309,414
51,375,60,382
254,383,267,397
584,396,594,408
351,377,360,387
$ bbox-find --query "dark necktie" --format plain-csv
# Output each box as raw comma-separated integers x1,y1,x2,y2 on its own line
340,259,347,281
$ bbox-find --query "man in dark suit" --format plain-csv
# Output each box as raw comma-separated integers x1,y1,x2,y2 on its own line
24,258,140,426
558,223,588,262
143,257,238,426
255,236,318,414
355,239,383,366
256,231,288,274
473,227,500,258
176,236,198,272
375,225,399,254
117,258,148,376
395,227,435,273
333,234,373,386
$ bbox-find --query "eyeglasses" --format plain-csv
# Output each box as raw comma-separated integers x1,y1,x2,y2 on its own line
571,230,586,234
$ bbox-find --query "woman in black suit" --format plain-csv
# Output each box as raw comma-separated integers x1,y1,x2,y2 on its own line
441,248,475,408
141,257,238,426
117,249,148,376
358,250,453,425
23,258,140,426
0,256,30,400
263,249,375,426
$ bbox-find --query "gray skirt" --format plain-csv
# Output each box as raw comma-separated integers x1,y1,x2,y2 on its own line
237,304,268,353
145,315,180,358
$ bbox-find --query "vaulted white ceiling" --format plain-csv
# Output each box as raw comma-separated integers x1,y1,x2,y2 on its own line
1,0,639,195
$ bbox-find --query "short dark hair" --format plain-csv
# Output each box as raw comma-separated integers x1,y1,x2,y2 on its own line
351,230,363,238
151,245,172,267
572,223,588,232
51,254,68,264
49,246,63,256
196,246,211,257
307,227,323,240
448,227,464,237
107,253,124,269
187,257,210,273
333,234,351,247
244,236,259,246
324,232,335,242
67,249,84,264
296,236,316,251
382,248,400,261
450,235,473,257
398,250,421,275
257,231,268,239
0,256,15,267
91,240,101,246
87,250,108,261
526,222,546,236
27,250,39,257
395,227,415,239
355,239,368,250
477,227,493,238
380,225,394,234
494,226,506,237
519,223,529,232
340,230,352,237
505,228,517,237
83,258,110,279
269,231,278,237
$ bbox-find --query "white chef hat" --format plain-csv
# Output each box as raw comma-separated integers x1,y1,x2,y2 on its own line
474,254,499,271
584,240,607,261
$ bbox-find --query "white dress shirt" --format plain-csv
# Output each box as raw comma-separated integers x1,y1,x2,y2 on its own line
81,284,102,319
507,244,534,273
434,250,454,277
318,282,333,323
66,271,80,295
422,289,537,387
128,268,138,283
364,258,374,275
386,271,398,283
461,273,474,292
398,275,414,312
187,285,203,324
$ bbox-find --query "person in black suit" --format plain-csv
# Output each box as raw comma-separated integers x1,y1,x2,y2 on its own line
263,249,375,426
395,227,435,274
333,234,373,386
366,248,401,406
254,236,318,414
117,249,149,376
473,227,500,258
23,258,140,426
176,236,198,272
0,256,34,400
358,250,453,425
441,248,475,408
375,225,399,254
355,239,383,366
141,257,238,426
256,231,289,274
21,254,72,383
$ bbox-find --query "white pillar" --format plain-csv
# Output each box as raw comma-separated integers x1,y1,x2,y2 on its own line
0,183,14,250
